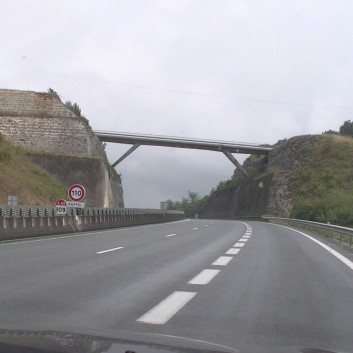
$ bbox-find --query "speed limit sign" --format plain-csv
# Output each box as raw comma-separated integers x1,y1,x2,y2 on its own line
68,184,86,202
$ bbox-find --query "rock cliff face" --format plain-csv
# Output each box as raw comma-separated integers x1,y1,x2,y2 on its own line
0,89,124,208
0,89,105,157
201,135,319,218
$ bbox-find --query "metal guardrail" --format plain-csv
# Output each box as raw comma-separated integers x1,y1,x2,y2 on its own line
264,217,353,247
0,206,183,218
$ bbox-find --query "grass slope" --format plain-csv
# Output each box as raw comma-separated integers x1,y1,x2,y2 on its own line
290,134,353,226
0,135,66,206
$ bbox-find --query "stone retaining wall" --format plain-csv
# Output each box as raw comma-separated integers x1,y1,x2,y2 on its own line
0,89,105,158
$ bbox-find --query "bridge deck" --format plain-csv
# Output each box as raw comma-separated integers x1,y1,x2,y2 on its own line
94,131,272,155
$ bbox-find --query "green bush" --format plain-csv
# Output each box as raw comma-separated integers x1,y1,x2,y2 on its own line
0,144,13,162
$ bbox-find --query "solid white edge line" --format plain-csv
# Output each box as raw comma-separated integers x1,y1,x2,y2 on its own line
272,224,353,271
96,246,124,254
188,269,221,285
137,291,197,324
226,248,241,255
166,234,176,237
234,242,245,247
212,256,233,266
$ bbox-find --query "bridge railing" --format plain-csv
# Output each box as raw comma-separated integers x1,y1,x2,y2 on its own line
263,216,353,247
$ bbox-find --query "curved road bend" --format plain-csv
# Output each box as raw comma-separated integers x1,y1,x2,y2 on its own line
0,220,352,353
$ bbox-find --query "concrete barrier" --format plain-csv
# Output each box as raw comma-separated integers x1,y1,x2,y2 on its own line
0,210,185,241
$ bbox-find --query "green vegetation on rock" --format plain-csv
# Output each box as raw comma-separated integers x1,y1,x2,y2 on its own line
290,134,353,226
179,122,353,226
0,134,66,206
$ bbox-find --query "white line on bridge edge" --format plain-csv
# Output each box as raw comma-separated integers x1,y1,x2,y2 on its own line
166,234,176,237
212,256,233,266
96,246,124,254
188,269,220,285
137,291,197,324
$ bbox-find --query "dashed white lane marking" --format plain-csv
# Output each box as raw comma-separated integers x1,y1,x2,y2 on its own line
165,234,176,237
245,232,252,235
212,256,233,266
96,246,124,254
193,228,199,230
188,269,221,285
226,248,241,255
137,291,197,324
0,219,192,247
243,235,250,239
234,242,245,248
205,225,209,227
273,224,353,271
239,238,248,242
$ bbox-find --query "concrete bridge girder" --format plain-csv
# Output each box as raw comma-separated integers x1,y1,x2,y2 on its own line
96,131,271,176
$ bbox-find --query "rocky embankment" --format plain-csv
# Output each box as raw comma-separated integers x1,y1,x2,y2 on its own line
0,89,123,207
201,135,323,218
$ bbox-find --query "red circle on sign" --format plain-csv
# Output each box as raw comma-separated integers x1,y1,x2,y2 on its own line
56,199,67,206
68,184,86,202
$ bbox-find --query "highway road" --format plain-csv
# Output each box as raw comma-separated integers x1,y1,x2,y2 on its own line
0,219,353,353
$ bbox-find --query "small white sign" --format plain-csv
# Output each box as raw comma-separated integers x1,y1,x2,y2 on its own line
66,201,85,208
56,206,67,215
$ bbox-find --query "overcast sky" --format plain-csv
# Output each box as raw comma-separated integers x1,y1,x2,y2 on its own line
1,0,353,208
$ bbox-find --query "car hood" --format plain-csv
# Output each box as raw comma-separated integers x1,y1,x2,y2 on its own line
0,328,349,353
0,327,239,353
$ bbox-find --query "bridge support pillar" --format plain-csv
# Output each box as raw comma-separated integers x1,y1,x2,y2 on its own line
112,143,141,167
223,151,248,176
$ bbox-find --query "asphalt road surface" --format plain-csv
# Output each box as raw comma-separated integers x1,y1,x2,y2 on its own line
1,219,353,353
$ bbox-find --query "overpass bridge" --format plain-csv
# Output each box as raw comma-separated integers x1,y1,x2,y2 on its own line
94,130,273,176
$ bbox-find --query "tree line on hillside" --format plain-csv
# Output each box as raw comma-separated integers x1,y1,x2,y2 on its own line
166,179,238,217
166,191,209,218
324,120,353,136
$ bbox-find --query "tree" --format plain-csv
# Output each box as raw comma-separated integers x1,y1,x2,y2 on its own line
339,120,353,136
165,191,205,217
65,100,82,117
323,129,339,135
47,88,57,94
